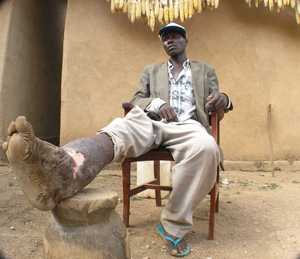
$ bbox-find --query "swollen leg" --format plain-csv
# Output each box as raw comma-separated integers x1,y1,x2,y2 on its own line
2,116,114,210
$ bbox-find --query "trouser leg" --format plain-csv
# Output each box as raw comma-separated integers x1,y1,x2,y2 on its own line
102,110,219,238
100,106,158,162
159,121,220,238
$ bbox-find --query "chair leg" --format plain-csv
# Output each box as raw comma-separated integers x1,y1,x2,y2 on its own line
216,168,220,213
153,160,162,207
208,184,217,240
122,161,131,227
216,193,220,213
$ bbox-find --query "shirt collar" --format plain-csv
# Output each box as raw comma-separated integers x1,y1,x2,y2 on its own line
168,59,190,71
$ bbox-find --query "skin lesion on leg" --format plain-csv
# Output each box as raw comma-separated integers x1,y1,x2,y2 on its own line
64,148,85,179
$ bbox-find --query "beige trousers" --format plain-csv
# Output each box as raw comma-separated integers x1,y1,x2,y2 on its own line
101,106,220,238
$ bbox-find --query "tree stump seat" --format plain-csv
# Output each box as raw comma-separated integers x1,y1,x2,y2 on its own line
44,188,130,259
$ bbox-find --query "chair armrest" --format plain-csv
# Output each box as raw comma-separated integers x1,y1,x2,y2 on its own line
210,112,219,144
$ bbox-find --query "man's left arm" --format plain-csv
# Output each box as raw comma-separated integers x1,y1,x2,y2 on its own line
205,67,233,117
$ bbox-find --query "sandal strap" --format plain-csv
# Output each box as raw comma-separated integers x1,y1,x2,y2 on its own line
156,224,188,248
164,236,182,247
156,224,191,257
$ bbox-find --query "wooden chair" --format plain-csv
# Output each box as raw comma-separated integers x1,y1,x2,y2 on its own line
121,105,220,240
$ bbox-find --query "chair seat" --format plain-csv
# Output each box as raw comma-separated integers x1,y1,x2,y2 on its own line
124,148,175,162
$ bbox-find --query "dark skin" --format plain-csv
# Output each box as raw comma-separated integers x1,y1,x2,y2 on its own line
159,31,228,122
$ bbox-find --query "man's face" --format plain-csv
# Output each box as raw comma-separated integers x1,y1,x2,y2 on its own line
161,31,187,57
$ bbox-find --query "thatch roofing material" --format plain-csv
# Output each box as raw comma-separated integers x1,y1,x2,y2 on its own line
107,0,300,30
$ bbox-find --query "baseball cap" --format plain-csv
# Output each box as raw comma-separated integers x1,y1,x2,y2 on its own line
159,22,187,39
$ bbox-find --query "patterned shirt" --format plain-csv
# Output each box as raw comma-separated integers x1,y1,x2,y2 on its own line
146,59,196,122
168,59,196,121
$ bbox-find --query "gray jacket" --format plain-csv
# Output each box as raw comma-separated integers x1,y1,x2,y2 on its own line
130,61,220,131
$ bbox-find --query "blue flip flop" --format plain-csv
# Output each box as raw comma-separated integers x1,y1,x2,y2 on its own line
156,223,191,257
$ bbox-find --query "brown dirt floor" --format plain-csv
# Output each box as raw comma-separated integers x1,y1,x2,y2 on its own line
0,163,299,259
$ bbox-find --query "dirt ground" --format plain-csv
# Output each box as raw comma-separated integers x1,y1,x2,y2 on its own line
0,163,299,259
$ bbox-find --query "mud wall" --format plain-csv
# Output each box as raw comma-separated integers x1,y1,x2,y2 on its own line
63,0,300,161
0,0,66,159
0,1,13,159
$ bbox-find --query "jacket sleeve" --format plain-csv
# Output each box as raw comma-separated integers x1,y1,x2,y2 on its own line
206,66,219,95
206,65,233,112
130,66,156,110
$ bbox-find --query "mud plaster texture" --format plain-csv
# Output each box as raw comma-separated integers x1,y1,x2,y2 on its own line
0,164,299,259
0,0,65,159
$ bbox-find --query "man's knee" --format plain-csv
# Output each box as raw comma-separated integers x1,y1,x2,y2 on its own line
191,135,219,158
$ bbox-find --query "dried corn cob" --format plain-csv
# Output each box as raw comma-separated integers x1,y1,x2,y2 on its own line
188,0,194,17
158,4,164,23
154,0,160,16
164,6,170,23
174,0,179,18
269,0,274,10
197,0,202,12
123,1,128,12
169,0,174,21
215,0,219,8
193,0,198,9
141,0,146,14
111,0,116,12
150,9,156,30
184,0,189,19
130,1,136,23
180,0,185,21
145,0,150,17
136,0,142,18
107,0,300,31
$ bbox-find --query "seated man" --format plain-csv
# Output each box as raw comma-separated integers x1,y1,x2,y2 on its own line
2,23,232,257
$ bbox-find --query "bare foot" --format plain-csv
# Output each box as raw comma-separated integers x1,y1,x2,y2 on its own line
2,117,77,210
2,116,113,211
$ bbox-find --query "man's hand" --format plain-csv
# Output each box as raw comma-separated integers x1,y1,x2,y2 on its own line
147,111,161,121
159,104,178,122
205,91,228,112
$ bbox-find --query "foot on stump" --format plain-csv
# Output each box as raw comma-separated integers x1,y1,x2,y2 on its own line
2,116,85,210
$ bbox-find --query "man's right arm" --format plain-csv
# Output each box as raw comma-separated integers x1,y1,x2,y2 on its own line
130,66,177,122
130,66,157,110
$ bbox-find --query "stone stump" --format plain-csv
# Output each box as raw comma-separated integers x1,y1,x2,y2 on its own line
44,188,130,259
